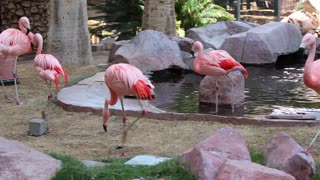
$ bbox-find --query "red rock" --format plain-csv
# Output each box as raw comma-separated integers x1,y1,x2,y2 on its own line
0,137,61,180
216,159,295,180
179,146,227,180
264,132,316,180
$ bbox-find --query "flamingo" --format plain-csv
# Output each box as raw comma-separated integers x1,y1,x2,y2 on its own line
0,16,34,105
32,33,68,131
103,63,154,157
299,33,320,153
192,41,248,113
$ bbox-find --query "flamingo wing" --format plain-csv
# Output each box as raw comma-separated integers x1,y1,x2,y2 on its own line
34,54,68,89
105,63,154,101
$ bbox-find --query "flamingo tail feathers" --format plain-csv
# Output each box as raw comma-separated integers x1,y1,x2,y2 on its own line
219,59,249,78
62,68,69,86
54,73,60,91
54,66,68,86
134,80,153,102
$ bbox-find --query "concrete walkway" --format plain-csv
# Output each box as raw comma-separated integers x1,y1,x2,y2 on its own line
57,72,165,113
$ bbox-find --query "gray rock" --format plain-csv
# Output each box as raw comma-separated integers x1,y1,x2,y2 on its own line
108,40,129,63
186,21,257,50
0,137,61,180
81,160,108,167
100,37,115,50
125,155,171,166
112,30,186,72
221,22,302,64
170,36,195,53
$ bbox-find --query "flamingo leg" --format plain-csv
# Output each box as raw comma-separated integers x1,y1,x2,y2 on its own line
46,81,52,132
214,80,219,114
125,99,146,132
13,57,23,105
119,98,127,157
0,78,11,101
42,80,52,133
306,129,320,153
226,74,236,113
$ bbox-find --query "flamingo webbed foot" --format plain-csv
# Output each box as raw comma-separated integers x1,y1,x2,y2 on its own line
47,94,53,100
141,109,146,115
122,117,127,124
16,101,26,106
118,151,127,157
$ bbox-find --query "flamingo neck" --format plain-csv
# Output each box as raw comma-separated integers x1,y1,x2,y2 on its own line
193,48,203,74
103,99,110,126
304,41,316,73
107,87,118,106
36,37,43,56
304,41,317,85
19,24,27,34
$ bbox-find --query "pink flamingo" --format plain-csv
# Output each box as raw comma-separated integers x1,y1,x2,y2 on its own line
32,33,68,131
0,16,34,105
192,41,248,113
299,33,320,153
103,63,154,157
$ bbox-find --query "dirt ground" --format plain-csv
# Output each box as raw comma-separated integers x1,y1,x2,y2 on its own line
1,59,320,161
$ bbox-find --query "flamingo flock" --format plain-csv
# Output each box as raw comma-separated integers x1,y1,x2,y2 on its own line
3,16,320,157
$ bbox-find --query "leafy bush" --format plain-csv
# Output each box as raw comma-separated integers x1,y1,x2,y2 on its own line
175,0,235,31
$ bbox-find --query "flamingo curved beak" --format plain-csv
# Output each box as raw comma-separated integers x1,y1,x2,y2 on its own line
191,51,195,57
26,28,31,35
103,124,107,132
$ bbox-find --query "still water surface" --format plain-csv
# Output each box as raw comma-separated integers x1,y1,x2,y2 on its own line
151,65,320,117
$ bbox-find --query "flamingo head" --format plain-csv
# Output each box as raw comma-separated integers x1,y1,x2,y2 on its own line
19,16,31,34
191,41,203,54
102,99,110,132
300,33,317,49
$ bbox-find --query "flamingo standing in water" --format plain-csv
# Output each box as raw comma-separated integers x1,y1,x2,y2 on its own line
192,41,248,113
0,16,34,105
32,33,68,131
299,33,320,153
103,63,154,157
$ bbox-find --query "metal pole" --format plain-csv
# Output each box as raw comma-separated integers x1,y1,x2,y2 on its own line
236,0,241,21
275,0,280,21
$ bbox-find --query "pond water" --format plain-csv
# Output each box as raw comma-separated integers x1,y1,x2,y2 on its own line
151,65,320,117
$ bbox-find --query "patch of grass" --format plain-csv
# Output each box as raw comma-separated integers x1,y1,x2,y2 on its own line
312,160,320,180
50,153,195,180
249,147,266,166
50,153,93,180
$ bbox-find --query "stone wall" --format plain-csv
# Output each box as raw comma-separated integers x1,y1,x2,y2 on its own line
0,0,50,41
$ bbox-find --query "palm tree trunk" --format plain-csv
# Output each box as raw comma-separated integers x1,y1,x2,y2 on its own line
47,0,93,64
142,0,176,37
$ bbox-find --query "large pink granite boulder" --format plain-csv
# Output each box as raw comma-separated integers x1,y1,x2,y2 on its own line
0,137,61,180
199,71,245,106
178,127,251,179
216,159,295,180
264,132,316,180
196,126,251,161
179,147,227,180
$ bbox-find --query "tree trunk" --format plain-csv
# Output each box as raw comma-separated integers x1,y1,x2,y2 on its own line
47,0,92,64
142,0,176,37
